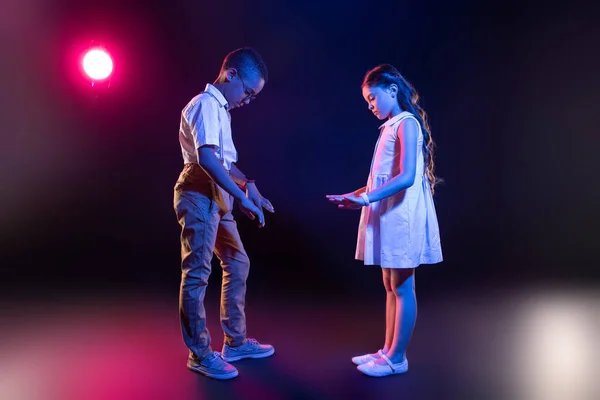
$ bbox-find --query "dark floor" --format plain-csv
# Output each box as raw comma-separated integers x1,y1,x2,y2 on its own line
0,285,598,400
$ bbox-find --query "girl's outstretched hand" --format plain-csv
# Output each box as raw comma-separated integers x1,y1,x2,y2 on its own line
326,193,364,210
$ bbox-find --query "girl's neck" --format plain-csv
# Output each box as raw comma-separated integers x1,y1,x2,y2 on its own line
388,104,404,119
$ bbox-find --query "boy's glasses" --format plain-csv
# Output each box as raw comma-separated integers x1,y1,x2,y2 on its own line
239,74,256,102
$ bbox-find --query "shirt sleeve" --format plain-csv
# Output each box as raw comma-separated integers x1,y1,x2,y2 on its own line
187,96,221,154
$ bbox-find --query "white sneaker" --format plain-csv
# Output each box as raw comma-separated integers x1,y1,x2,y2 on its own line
187,352,239,380
357,350,408,377
351,350,383,365
221,338,275,362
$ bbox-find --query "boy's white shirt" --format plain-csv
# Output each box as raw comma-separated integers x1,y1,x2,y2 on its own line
179,83,238,170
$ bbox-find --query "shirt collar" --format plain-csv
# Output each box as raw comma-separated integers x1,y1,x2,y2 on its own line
379,111,412,129
204,83,229,109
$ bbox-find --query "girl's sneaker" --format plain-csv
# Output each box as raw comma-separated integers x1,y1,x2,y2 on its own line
357,351,408,377
351,350,383,365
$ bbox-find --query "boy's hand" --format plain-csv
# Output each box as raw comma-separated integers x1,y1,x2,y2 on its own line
239,197,265,227
246,182,275,213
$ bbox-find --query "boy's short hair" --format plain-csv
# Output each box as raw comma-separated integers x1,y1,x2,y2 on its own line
221,47,268,83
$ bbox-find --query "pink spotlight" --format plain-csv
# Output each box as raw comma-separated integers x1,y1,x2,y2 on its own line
82,48,113,80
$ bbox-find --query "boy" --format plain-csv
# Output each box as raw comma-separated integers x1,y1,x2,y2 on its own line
174,47,275,380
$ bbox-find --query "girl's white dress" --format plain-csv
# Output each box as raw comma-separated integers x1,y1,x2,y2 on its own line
356,111,443,269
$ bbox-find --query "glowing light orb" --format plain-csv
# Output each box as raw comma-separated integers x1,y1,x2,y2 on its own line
82,49,113,80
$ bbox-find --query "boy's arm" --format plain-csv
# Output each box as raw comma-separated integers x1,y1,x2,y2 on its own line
229,162,252,190
197,146,265,226
198,147,246,200
230,162,275,213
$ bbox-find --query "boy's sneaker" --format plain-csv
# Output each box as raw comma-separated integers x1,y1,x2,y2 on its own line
187,351,239,380
222,338,275,362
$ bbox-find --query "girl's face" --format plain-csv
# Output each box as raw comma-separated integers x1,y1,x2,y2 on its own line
362,84,398,120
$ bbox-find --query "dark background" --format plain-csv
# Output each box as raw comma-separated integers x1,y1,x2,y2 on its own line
1,1,599,399
1,0,599,314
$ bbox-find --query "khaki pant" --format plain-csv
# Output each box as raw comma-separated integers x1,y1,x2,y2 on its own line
173,163,250,359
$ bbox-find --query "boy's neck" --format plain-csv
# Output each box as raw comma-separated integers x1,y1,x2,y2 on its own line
211,80,226,95
210,80,231,109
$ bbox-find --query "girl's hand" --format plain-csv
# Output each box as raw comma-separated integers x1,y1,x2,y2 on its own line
341,193,367,209
326,193,365,210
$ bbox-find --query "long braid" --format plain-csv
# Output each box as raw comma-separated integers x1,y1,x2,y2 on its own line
408,87,439,195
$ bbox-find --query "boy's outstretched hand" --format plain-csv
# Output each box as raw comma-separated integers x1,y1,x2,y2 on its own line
246,182,275,214
239,197,265,227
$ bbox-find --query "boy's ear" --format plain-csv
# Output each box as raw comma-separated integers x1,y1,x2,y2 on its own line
225,68,238,82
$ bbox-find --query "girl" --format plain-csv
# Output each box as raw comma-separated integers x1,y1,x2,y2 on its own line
326,64,443,377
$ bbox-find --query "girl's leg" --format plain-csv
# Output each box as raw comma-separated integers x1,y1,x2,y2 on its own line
382,267,396,353
380,268,416,364
352,267,395,364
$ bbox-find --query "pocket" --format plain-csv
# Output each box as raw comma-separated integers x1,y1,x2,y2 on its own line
373,174,391,189
209,183,229,214
176,191,215,219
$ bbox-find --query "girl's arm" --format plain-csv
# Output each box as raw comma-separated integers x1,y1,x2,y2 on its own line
364,118,418,203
